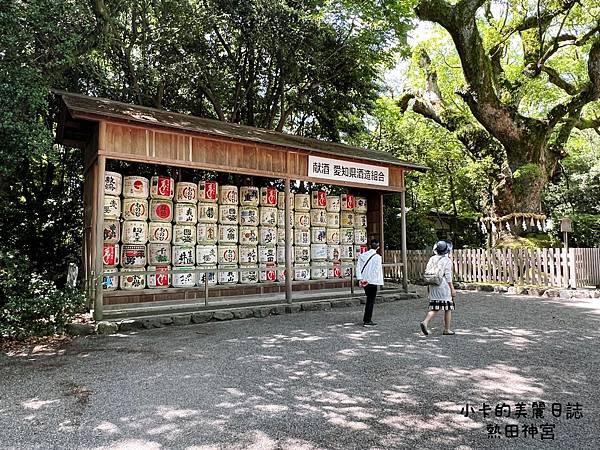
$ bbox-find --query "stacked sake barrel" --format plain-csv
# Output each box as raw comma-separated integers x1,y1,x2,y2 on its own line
354,196,369,263
339,194,356,279
147,176,176,289
276,191,293,282
310,191,328,280
216,185,240,285
293,193,311,281
258,187,278,283
102,172,122,291
238,186,259,284
197,181,219,286
326,194,342,279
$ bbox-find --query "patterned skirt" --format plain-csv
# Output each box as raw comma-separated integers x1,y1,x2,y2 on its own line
429,299,455,311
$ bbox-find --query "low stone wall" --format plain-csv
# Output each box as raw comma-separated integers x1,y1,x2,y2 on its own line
454,282,600,299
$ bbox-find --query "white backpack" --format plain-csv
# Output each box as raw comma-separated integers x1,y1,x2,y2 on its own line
423,256,446,286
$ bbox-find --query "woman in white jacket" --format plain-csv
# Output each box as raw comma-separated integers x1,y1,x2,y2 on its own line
356,239,384,327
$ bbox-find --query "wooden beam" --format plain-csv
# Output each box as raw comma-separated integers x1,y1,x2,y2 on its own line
94,155,106,320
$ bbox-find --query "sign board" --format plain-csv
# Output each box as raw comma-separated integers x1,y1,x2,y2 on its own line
308,155,389,187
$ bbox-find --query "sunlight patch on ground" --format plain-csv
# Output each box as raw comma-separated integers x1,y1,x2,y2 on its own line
21,398,60,410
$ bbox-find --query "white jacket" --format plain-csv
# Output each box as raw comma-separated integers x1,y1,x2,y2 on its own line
356,249,384,286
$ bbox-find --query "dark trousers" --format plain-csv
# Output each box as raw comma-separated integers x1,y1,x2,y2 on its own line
363,284,378,323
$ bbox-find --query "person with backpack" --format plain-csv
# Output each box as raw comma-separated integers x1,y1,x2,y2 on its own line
356,239,384,327
420,240,456,336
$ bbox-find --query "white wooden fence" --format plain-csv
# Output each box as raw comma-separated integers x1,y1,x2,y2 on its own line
385,248,600,288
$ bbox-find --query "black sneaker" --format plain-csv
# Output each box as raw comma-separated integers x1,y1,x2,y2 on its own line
420,322,429,336
363,321,377,327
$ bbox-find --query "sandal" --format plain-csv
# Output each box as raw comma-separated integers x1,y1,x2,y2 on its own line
443,330,456,335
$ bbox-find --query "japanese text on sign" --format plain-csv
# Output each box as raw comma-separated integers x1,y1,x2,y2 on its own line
308,156,389,187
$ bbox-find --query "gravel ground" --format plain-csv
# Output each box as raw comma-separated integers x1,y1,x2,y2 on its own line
1,290,599,450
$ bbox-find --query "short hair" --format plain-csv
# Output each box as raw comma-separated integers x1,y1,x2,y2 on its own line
370,239,380,250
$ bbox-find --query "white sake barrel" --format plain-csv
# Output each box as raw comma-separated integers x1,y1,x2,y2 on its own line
312,227,327,244
355,214,368,228
260,264,278,283
311,244,328,261
326,228,340,245
260,186,278,206
121,221,148,244
327,245,341,262
175,182,198,203
277,210,293,229
197,203,218,223
340,193,355,210
260,207,278,226
198,265,217,285
172,246,195,266
217,265,239,284
120,244,146,267
219,205,239,225
103,220,120,244
239,226,259,245
310,209,327,227
104,195,121,219
198,180,218,203
277,267,287,282
311,261,328,279
103,243,119,267
122,198,148,221
196,223,218,244
277,246,294,264
217,245,238,264
328,264,342,279
277,192,294,210
148,223,172,243
240,186,259,206
123,176,149,199
340,244,354,260
294,264,310,281
240,264,259,284
239,245,258,264
147,265,171,289
172,266,196,288
295,246,311,263
120,268,146,290
311,190,327,209
354,228,368,245
259,226,277,246
239,206,259,226
218,225,238,243
294,212,311,229
149,199,173,222
355,197,368,213
150,176,175,199
258,246,277,264
340,211,354,227
147,243,171,265
294,194,310,211
341,265,353,279
219,185,239,205
174,203,197,224
173,224,196,246
355,245,368,259
196,245,218,265
326,195,340,213
102,268,118,291
277,228,286,246
326,212,340,228
294,229,311,246
104,171,122,196
340,227,354,244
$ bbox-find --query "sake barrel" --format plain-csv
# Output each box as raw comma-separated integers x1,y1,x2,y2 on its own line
277,228,286,246
310,209,327,227
311,227,327,244
355,245,368,259
196,245,218,265
218,225,238,244
326,212,340,228
120,268,146,290
340,193,355,210
311,190,327,209
295,246,311,263
174,203,197,224
123,176,149,199
328,264,342,279
259,207,278,226
355,214,368,228
259,226,277,246
294,229,311,246
197,203,218,223
104,195,121,219
260,186,278,206
311,244,328,261
219,185,239,205
326,195,340,213
149,199,173,222
217,265,239,284
172,266,196,288
121,244,146,267
148,222,172,243
327,245,341,262
172,246,195,266
277,267,288,282
102,243,119,267
121,221,148,244
219,205,239,225
103,220,120,243
294,264,310,281
196,223,218,244
354,228,368,245
239,206,259,226
276,246,294,264
147,265,171,289
258,245,277,264
340,211,354,227
240,264,259,284
198,180,218,203
150,176,174,199
175,182,198,203
277,192,294,210
147,243,171,265
294,194,310,211
340,244,354,260
340,227,354,244
198,265,217,285
277,210,293,229
260,264,278,283
239,245,258,264
217,245,238,264
102,268,118,291
341,265,353,279
239,226,259,245
104,171,122,196
355,197,368,213
311,261,328,280
294,212,311,229
240,186,259,206
326,228,340,245
173,224,196,246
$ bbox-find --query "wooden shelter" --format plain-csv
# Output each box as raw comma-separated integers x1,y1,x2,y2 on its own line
54,91,427,320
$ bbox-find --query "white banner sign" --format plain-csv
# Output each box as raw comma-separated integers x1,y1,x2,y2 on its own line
308,155,389,187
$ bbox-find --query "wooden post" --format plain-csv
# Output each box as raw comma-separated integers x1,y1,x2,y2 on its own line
379,193,385,263
284,178,293,303
400,189,408,291
93,155,106,321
